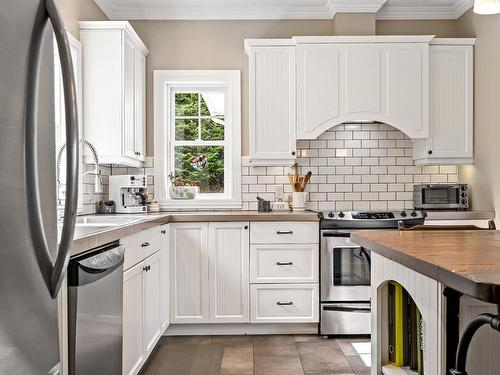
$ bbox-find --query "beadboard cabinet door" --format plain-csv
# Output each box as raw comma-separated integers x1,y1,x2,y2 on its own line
297,40,430,140
143,251,161,354
413,41,474,165
209,222,250,323
123,262,144,375
79,21,149,167
170,223,210,323
247,43,296,164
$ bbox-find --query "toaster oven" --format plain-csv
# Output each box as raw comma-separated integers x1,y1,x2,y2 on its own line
413,184,469,209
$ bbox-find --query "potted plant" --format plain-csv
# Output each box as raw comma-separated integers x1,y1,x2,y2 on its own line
168,173,199,199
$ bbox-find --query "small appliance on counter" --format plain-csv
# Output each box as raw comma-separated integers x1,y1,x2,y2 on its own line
97,200,115,214
109,175,148,213
413,184,469,210
257,196,271,212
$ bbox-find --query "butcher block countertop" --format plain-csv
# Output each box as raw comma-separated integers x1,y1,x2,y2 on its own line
351,230,500,304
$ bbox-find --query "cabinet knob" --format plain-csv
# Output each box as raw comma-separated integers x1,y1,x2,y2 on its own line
428,150,433,155
244,225,248,230
291,151,296,156
143,266,148,271
161,230,166,234
141,242,150,247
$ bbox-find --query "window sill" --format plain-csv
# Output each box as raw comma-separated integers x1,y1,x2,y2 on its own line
159,199,242,210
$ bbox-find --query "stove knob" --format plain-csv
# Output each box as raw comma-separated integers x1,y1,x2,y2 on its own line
328,212,334,218
400,211,407,217
338,211,345,218
410,211,418,217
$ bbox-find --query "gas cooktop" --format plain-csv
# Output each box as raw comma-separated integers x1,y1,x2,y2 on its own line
320,210,426,229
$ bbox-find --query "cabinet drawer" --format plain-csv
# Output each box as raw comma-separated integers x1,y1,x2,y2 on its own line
250,284,319,323
122,227,161,270
250,244,318,283
250,222,319,244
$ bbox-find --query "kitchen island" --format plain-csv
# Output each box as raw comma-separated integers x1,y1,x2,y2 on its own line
351,230,500,375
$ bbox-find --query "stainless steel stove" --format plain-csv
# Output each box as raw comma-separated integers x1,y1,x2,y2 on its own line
319,210,425,336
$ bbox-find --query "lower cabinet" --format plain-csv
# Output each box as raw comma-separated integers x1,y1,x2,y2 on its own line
123,251,162,375
170,222,250,324
122,225,170,375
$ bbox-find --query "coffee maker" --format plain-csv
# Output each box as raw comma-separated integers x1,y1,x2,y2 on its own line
109,175,148,213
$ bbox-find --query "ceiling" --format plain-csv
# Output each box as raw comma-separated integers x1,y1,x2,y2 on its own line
94,0,474,20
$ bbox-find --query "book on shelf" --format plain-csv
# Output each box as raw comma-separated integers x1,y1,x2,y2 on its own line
387,282,424,375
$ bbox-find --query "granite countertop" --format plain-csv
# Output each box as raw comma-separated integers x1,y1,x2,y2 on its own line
351,230,500,304
70,210,320,256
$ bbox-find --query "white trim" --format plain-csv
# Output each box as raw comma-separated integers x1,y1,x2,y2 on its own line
293,35,436,44
165,323,318,336
430,38,476,46
376,0,473,20
154,70,241,210
93,0,471,21
78,21,149,55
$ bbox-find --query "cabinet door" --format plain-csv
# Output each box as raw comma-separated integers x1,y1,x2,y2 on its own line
123,34,137,160
209,222,250,323
143,251,161,355
159,225,170,331
134,49,146,161
123,262,144,375
170,223,210,323
248,46,296,161
297,44,340,139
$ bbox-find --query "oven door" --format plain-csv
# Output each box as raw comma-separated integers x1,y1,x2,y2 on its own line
321,231,371,302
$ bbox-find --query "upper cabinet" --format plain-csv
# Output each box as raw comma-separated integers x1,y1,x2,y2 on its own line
246,40,297,164
79,21,149,168
413,39,475,165
295,36,431,140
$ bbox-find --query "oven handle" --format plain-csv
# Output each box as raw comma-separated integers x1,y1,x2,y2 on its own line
322,231,351,238
323,305,371,313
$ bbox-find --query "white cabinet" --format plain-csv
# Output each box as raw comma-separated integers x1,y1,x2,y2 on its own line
295,37,431,140
79,21,149,167
122,225,167,375
123,262,144,375
143,251,161,354
170,223,210,323
170,222,250,324
209,222,249,322
413,39,475,165
246,41,297,164
159,224,170,331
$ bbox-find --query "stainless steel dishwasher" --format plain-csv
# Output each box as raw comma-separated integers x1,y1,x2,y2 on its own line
68,241,125,375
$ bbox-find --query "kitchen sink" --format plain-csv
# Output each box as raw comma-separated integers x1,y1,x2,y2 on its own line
74,215,148,227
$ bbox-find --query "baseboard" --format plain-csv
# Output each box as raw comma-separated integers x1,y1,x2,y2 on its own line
164,323,319,336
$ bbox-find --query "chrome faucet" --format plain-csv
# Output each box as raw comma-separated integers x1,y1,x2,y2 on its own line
56,139,102,206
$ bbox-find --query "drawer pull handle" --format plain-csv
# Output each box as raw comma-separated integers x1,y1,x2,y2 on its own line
276,261,293,266
276,230,293,235
141,242,150,247
277,301,294,306
161,230,166,234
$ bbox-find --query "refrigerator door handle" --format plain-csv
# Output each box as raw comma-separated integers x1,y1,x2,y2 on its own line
25,0,79,299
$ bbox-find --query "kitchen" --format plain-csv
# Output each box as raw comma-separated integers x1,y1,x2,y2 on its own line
3,1,500,375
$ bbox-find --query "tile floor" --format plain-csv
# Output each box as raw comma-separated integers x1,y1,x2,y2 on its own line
140,335,370,375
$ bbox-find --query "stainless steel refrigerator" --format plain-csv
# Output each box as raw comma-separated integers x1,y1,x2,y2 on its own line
0,1,79,374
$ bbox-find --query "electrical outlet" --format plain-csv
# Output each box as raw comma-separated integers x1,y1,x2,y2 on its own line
275,185,284,200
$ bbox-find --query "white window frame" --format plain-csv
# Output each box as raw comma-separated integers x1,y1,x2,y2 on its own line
154,70,241,209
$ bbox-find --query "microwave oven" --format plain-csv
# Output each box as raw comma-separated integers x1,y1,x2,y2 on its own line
413,184,469,209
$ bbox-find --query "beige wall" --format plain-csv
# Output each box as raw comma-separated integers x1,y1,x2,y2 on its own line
334,13,376,35
376,19,459,37
456,9,500,212
130,20,337,156
56,0,107,39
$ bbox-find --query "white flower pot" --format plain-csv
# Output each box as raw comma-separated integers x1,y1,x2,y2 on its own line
169,186,199,200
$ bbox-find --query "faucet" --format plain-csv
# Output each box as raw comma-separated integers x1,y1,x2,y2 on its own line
56,139,103,207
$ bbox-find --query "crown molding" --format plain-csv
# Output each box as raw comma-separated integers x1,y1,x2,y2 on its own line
377,0,473,20
94,0,473,21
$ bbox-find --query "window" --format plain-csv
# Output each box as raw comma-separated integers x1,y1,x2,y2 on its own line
154,71,241,209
